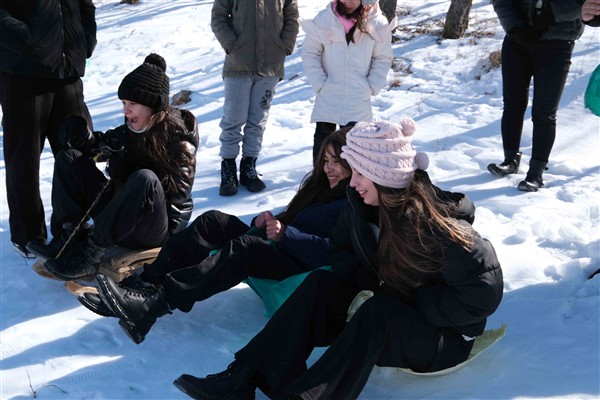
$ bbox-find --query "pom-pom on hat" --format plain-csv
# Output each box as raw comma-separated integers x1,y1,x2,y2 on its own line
118,53,170,112
341,119,429,189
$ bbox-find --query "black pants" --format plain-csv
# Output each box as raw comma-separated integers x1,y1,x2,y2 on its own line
51,149,168,249
236,270,473,399
312,122,355,161
500,34,574,163
0,73,93,247
161,222,310,313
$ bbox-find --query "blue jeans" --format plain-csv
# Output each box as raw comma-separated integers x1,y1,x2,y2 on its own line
219,75,279,159
500,34,574,162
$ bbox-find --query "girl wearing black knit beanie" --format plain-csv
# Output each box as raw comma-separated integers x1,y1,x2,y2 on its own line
29,54,200,282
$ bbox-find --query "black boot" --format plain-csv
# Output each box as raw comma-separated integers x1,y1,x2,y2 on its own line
77,274,147,318
96,274,171,344
518,159,547,192
240,156,266,193
27,221,91,260
173,361,258,400
487,151,521,177
42,236,106,281
219,158,238,196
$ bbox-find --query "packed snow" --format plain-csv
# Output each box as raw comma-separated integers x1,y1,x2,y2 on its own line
1,0,599,399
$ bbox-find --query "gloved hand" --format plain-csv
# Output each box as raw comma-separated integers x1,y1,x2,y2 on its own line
58,115,94,153
533,1,554,33
508,24,538,41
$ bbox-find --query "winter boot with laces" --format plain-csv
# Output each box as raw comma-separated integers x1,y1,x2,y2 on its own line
42,236,106,281
27,221,91,261
219,158,238,196
240,156,266,193
96,274,171,344
487,150,521,177
518,159,547,192
77,274,147,318
173,360,258,400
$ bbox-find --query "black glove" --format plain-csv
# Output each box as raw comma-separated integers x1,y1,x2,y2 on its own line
58,115,94,153
508,24,538,41
533,1,554,32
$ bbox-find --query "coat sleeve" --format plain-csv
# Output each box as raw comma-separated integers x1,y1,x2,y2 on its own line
0,8,31,53
492,0,526,33
300,19,328,94
366,17,393,95
79,0,97,58
414,232,504,330
551,0,587,23
211,0,237,53
280,0,299,55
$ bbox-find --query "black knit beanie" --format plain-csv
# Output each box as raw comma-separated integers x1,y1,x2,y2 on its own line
118,53,170,111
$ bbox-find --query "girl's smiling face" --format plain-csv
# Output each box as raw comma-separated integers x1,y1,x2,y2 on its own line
323,145,351,189
350,168,379,206
122,100,153,131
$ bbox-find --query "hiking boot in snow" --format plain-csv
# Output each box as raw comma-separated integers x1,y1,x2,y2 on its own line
487,151,521,177
96,274,171,344
78,292,116,317
42,236,106,281
219,158,238,196
240,156,266,193
173,361,258,400
78,274,147,318
27,222,91,260
518,159,547,192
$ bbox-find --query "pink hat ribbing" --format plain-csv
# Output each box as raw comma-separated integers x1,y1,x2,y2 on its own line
341,119,429,189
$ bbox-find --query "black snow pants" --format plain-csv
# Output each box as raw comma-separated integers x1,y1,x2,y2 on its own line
235,270,474,400
51,149,168,249
0,73,92,248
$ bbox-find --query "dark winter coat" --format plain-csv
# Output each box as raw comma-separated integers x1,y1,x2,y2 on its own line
0,0,97,79
93,108,199,235
210,0,299,79
329,175,503,337
493,0,585,41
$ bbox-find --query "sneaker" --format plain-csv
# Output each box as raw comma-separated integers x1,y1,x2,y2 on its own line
173,361,258,400
239,156,266,193
219,158,238,196
27,222,91,260
96,274,170,344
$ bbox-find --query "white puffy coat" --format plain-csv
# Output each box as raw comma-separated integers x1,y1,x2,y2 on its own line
301,3,393,125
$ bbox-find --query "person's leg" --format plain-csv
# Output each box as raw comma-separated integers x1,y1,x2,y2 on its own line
163,235,306,312
93,169,169,249
240,75,279,159
142,210,251,281
313,122,337,161
0,74,52,249
219,77,252,159
286,294,472,399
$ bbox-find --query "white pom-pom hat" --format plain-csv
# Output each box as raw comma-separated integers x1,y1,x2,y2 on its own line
340,118,429,189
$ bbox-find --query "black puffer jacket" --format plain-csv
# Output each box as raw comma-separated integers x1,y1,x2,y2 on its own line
493,0,585,41
0,0,96,78
329,173,503,337
93,108,199,235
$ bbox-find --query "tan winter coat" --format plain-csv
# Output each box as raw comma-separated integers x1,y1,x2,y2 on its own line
211,0,300,80
301,3,393,125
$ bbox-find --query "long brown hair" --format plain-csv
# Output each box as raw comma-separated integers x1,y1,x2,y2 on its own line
334,1,373,41
128,107,191,196
376,171,475,297
279,129,351,225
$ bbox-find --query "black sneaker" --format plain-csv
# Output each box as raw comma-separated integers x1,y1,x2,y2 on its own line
27,222,91,260
239,156,266,193
96,274,170,344
173,361,257,400
42,236,106,281
219,158,238,196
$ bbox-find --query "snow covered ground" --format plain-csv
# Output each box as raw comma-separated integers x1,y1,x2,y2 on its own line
1,0,599,399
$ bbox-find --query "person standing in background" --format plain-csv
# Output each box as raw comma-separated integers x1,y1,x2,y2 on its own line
487,0,586,192
301,0,393,160
0,0,97,257
211,0,299,196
